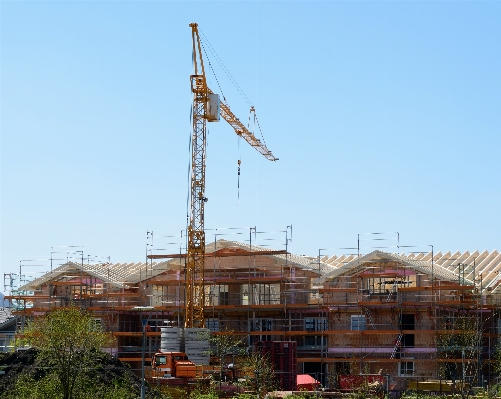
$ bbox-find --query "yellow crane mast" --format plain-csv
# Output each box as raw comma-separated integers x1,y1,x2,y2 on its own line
186,23,277,328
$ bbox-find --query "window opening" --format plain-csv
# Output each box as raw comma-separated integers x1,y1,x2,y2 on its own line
351,315,366,331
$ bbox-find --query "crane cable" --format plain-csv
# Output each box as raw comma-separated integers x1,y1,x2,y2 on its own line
238,108,257,203
237,134,241,205
199,29,269,205
199,28,252,107
186,95,193,231
187,46,196,230
200,39,227,103
253,112,269,155
200,30,246,205
199,28,270,154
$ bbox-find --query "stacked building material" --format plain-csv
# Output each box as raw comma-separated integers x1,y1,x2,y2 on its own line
160,327,184,352
184,328,210,365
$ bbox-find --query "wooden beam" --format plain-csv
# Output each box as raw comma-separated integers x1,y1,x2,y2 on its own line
51,281,88,286
81,292,140,298
399,285,474,292
147,249,288,259
358,301,398,306
4,295,51,300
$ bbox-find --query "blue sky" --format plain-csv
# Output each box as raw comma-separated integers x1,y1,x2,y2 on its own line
1,1,500,287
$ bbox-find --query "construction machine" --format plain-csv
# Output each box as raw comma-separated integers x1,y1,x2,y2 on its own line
185,23,277,328
151,351,196,379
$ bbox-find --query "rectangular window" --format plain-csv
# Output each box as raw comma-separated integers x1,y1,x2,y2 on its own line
253,284,280,305
251,318,274,332
351,315,366,331
205,286,214,306
261,319,273,331
305,318,328,332
219,291,229,306
241,285,249,306
205,285,229,306
207,318,219,333
218,285,229,306
305,318,316,332
399,361,414,377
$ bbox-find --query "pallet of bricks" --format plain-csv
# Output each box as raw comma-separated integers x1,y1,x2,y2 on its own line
255,341,297,391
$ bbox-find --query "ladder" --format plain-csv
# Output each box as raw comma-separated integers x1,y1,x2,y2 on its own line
390,334,403,359
386,279,399,301
364,307,376,330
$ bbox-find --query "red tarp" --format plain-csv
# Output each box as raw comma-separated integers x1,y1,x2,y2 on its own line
296,374,320,391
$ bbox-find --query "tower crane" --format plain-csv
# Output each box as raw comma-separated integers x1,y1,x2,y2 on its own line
186,23,278,328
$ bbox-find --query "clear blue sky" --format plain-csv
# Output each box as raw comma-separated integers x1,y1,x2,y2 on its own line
1,1,500,287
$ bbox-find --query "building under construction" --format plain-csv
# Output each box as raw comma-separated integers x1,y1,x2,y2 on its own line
4,238,501,392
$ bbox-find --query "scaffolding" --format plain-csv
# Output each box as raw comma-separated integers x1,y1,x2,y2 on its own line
3,231,501,392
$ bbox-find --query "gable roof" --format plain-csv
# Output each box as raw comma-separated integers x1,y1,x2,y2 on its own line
19,239,336,291
211,240,335,275
407,250,501,292
19,260,172,291
319,250,472,284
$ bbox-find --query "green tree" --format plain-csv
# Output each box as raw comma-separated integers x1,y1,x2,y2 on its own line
436,313,483,398
18,306,114,399
7,372,62,399
239,351,278,398
202,330,244,383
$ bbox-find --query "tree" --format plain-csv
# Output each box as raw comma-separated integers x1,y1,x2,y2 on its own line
202,330,244,384
436,312,483,398
18,306,114,399
239,351,278,398
7,372,62,399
